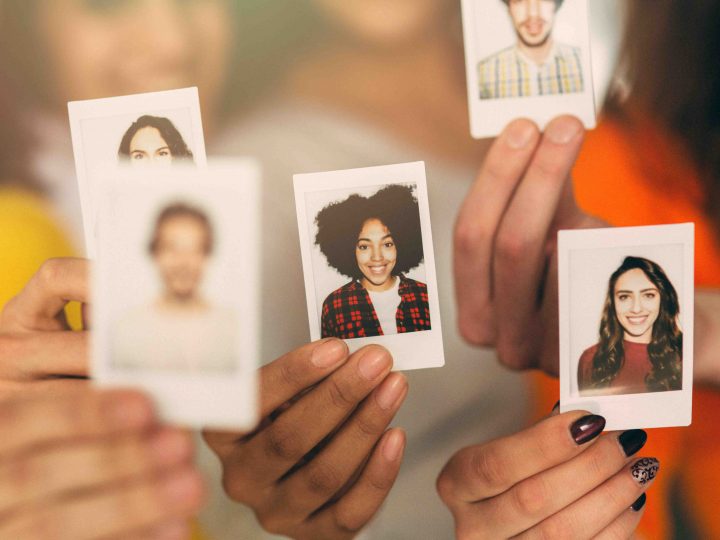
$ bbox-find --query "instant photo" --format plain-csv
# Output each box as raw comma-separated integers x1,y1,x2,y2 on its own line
460,0,596,138
558,224,694,430
69,87,207,256
93,162,260,430
294,162,444,371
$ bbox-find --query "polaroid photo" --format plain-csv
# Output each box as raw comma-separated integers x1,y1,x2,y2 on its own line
93,162,260,430
558,223,694,430
460,0,596,139
294,162,444,371
68,87,207,257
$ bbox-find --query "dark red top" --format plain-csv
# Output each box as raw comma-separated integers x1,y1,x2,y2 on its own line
578,341,654,396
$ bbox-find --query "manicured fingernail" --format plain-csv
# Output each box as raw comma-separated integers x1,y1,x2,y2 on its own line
149,430,193,464
630,492,647,512
619,429,648,457
382,430,405,461
153,521,189,540
505,120,536,149
358,348,392,380
163,469,202,505
375,373,407,410
631,458,660,486
551,400,560,413
311,339,347,368
545,117,582,144
104,393,153,429
570,414,605,445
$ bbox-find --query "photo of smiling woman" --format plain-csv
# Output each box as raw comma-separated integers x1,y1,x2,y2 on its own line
578,256,683,396
118,115,194,166
314,184,430,339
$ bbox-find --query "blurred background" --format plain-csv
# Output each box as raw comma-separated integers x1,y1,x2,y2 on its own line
1,1,718,539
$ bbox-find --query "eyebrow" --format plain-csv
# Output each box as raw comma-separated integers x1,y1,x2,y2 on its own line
156,146,170,153
357,234,393,242
616,287,659,294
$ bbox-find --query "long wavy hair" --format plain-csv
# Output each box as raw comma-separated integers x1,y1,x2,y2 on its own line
591,256,682,392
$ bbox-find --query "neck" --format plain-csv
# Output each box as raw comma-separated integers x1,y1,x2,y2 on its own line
517,36,555,65
624,331,652,345
158,292,205,310
362,275,397,293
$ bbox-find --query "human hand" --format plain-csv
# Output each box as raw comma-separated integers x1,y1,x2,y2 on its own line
437,409,657,539
0,388,205,539
203,339,408,540
0,258,90,398
454,116,607,374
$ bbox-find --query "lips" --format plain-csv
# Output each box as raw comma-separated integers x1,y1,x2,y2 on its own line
523,20,545,36
625,315,649,325
367,264,388,276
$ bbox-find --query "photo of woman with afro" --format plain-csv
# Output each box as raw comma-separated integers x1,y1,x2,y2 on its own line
314,184,431,339
578,256,683,396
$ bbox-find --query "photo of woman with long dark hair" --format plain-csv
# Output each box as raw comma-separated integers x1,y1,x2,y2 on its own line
578,256,683,396
118,115,194,166
315,184,430,339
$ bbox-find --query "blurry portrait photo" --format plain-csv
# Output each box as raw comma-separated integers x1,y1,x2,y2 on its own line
93,163,260,430
558,224,694,430
461,0,595,138
294,162,444,371
69,87,206,256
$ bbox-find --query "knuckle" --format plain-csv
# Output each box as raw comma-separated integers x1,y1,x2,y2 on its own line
278,359,302,389
326,377,357,412
333,506,367,535
535,155,570,182
454,221,486,257
264,423,303,462
536,512,576,540
256,508,288,535
353,412,384,440
512,476,548,517
221,468,251,502
37,258,64,289
471,446,508,490
496,230,531,265
435,469,454,505
305,462,343,497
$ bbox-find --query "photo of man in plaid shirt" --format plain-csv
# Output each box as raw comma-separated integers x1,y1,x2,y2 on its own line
478,0,584,100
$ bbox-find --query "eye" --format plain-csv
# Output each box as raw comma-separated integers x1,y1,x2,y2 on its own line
617,294,630,301
131,152,144,160
384,241,394,248
158,150,170,157
357,244,368,251
644,292,657,300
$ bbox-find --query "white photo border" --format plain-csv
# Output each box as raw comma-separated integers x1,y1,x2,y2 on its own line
92,162,260,430
460,0,596,139
68,87,207,257
293,161,445,371
558,223,694,430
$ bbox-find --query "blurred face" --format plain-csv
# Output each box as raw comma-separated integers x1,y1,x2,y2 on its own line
312,0,454,47
129,127,172,167
356,218,397,291
508,0,558,48
613,268,661,343
153,216,210,301
36,0,232,115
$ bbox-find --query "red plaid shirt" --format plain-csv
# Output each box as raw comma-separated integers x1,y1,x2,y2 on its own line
321,276,431,339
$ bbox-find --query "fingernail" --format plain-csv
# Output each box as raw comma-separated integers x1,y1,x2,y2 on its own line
551,400,560,414
163,469,202,505
311,339,347,368
505,120,536,149
382,430,405,461
545,117,582,145
630,492,647,512
153,521,190,540
619,429,648,457
631,458,660,486
570,414,605,445
358,348,392,380
104,393,154,429
375,373,407,410
149,430,193,465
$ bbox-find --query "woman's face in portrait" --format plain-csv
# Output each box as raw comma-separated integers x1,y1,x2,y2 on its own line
613,268,661,343
356,218,397,290
508,0,557,48
153,216,209,300
129,127,172,167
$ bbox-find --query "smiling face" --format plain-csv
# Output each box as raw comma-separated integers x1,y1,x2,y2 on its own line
153,216,210,301
613,268,661,343
355,218,397,291
508,0,558,48
128,127,172,167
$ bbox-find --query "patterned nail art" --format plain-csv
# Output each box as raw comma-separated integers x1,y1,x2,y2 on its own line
631,458,660,485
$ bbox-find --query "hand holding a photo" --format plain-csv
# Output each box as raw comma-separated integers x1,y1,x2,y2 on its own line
203,340,408,539
437,409,657,539
0,389,204,539
0,258,90,399
454,115,605,374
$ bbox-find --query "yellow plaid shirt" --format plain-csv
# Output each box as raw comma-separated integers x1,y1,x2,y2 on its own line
478,43,584,100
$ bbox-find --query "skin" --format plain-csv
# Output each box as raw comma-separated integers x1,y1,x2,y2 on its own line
613,269,661,344
128,127,172,167
152,216,209,306
508,0,558,64
356,218,398,292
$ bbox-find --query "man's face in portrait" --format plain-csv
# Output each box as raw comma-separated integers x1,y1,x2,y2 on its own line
507,0,558,48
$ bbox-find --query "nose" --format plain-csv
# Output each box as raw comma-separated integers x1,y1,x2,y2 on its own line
370,245,383,261
630,295,642,313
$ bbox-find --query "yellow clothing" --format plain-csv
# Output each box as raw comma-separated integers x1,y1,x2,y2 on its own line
0,188,208,540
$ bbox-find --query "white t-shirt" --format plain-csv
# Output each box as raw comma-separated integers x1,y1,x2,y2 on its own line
367,277,401,335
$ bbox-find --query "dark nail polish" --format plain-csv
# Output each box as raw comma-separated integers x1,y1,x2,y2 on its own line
570,414,606,445
618,429,648,457
630,493,647,512
631,458,660,486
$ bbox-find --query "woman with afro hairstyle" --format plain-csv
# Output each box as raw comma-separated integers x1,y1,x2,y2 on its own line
315,184,431,339
578,256,683,396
